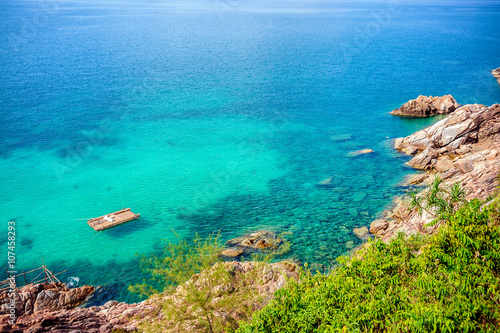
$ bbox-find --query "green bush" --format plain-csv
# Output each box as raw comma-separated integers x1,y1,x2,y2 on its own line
129,232,224,299
129,231,293,332
237,198,500,332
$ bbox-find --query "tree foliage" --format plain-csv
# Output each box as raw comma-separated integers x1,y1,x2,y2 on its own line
129,232,225,299
129,232,231,332
129,231,293,333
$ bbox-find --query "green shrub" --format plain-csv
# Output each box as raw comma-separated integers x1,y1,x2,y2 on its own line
129,231,293,332
237,198,500,332
129,232,229,332
129,232,224,299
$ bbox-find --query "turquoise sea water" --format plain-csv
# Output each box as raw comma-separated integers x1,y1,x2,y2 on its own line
1,0,499,303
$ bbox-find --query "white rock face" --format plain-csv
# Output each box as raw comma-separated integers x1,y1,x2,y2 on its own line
394,103,500,170
371,102,500,241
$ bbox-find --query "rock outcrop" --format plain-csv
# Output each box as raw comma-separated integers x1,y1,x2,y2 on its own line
493,67,500,86
222,230,282,258
1,298,155,333
0,283,94,318
145,260,298,332
2,261,298,333
390,95,460,117
372,103,500,241
394,103,500,171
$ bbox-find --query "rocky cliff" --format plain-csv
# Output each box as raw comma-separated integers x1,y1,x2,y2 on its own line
390,95,460,117
2,261,298,332
371,102,500,240
0,282,96,332
0,282,94,318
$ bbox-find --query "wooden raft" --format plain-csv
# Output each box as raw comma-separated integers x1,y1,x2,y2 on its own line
87,208,140,231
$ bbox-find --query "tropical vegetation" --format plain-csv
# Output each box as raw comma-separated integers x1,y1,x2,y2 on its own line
236,193,500,332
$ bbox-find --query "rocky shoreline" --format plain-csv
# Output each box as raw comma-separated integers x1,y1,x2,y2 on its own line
1,260,298,332
370,101,500,241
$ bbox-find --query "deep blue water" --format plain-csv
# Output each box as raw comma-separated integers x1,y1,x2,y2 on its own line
1,0,499,304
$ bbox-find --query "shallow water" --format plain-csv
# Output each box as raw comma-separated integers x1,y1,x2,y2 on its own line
1,0,499,303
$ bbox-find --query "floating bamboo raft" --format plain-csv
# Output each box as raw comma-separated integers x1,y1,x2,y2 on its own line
87,208,140,231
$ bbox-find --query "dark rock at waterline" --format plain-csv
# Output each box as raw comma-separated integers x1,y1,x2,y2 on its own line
20,238,34,250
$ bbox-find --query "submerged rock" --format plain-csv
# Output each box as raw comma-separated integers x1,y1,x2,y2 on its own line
353,227,369,239
390,95,460,117
330,134,352,142
317,177,333,187
347,149,374,156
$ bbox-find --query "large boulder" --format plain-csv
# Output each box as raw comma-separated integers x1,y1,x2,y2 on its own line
390,95,460,117
0,283,94,318
369,219,389,236
456,158,474,173
222,230,282,258
435,157,454,173
353,227,369,239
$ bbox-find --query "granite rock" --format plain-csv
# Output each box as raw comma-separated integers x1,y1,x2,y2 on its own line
492,67,500,86
390,95,460,117
381,102,500,240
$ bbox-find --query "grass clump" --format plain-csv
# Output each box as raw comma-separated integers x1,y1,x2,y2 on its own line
408,175,467,223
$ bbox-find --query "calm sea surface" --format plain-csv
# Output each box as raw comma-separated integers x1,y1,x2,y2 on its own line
1,0,499,303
